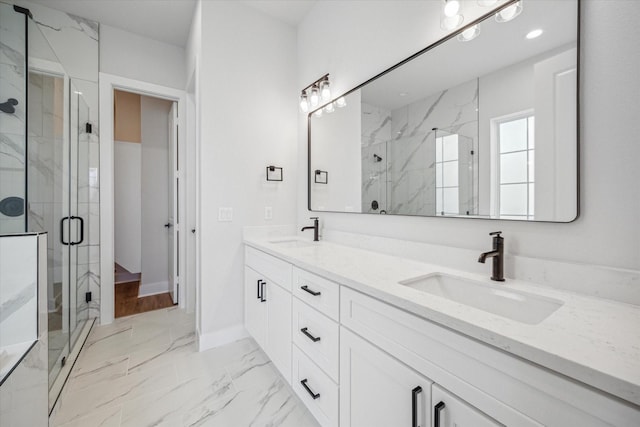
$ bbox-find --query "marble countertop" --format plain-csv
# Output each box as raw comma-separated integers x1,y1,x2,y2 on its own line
244,236,640,407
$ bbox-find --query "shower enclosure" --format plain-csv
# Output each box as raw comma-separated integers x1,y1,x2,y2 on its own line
0,2,98,411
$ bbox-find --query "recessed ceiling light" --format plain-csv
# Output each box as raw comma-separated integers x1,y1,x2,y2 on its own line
526,29,543,39
399,92,408,97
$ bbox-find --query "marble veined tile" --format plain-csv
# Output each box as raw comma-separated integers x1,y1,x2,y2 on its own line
54,404,122,427
67,354,129,392
53,363,177,425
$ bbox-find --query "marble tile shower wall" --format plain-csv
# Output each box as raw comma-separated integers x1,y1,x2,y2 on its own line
361,79,479,216
361,102,391,213
0,5,27,234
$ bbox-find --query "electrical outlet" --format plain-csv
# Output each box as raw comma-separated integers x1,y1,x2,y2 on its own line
218,207,233,222
264,206,273,220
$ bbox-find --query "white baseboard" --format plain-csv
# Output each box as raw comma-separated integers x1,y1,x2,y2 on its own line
138,281,170,297
198,324,248,352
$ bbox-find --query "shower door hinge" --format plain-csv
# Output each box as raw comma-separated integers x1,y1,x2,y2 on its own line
85,123,93,134
61,356,66,367
85,292,92,303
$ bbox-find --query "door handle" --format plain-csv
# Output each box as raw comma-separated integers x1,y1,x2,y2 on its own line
300,379,320,400
70,216,84,245
412,386,422,427
60,217,70,245
164,222,172,228
434,401,445,427
300,327,321,342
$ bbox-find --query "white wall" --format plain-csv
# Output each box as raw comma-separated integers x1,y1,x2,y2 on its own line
140,96,172,295
196,0,298,348
310,91,361,212
100,24,185,90
114,141,142,273
298,1,640,278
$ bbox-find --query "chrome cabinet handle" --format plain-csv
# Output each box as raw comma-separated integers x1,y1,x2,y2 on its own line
300,379,320,399
300,285,321,296
300,327,321,342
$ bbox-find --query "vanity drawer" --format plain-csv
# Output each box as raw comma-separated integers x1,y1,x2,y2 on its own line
245,246,292,291
292,345,339,427
292,298,340,382
292,267,340,320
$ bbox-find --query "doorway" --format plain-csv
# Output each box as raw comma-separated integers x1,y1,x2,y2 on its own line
113,90,178,317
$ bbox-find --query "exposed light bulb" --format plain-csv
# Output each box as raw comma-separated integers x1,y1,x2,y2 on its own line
441,14,463,30
458,24,480,42
299,92,309,113
525,29,543,39
320,79,331,101
443,0,460,18
313,108,323,117
310,85,320,107
324,102,335,113
335,97,347,108
496,1,523,23
477,0,498,6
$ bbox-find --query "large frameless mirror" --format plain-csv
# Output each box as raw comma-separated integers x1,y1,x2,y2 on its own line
309,0,579,222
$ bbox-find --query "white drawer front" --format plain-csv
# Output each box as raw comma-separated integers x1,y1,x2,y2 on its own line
292,267,340,320
292,298,339,382
292,345,339,427
245,246,292,291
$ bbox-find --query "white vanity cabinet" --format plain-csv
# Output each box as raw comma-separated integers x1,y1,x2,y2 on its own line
244,247,292,383
340,327,432,427
244,244,640,427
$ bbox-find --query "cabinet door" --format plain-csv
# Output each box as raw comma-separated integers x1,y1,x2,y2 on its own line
432,385,502,427
265,281,292,383
340,327,432,427
244,266,267,349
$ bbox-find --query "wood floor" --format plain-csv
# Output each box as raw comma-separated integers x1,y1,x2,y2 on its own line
114,263,175,318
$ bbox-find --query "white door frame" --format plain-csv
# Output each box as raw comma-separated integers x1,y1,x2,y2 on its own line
99,72,187,325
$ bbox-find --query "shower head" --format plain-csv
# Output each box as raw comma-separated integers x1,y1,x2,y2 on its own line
373,154,383,162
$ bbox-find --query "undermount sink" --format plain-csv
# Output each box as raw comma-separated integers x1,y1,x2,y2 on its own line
268,239,316,249
399,273,563,325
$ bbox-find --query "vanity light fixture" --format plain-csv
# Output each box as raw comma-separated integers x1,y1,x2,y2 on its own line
477,0,498,6
324,102,335,113
299,74,330,113
443,0,460,17
495,1,523,23
526,28,543,39
335,96,347,108
458,24,481,42
314,108,323,117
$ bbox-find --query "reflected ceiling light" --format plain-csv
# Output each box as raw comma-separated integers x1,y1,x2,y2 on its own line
399,92,408,97
443,0,460,17
526,28,543,39
458,24,481,42
335,96,347,108
477,0,498,6
313,108,323,117
441,14,464,30
324,102,335,113
495,1,523,23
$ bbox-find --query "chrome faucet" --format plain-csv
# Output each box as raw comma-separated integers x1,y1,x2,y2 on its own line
478,231,505,282
301,217,319,241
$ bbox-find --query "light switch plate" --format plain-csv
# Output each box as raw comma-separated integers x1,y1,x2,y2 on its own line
218,207,233,222
264,206,273,220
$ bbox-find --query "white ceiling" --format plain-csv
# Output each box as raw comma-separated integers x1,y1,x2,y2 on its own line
27,0,317,47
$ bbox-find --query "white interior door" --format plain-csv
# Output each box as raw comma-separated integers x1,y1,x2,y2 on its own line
168,102,179,303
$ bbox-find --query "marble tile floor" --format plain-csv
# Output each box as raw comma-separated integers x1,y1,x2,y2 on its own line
50,306,319,427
